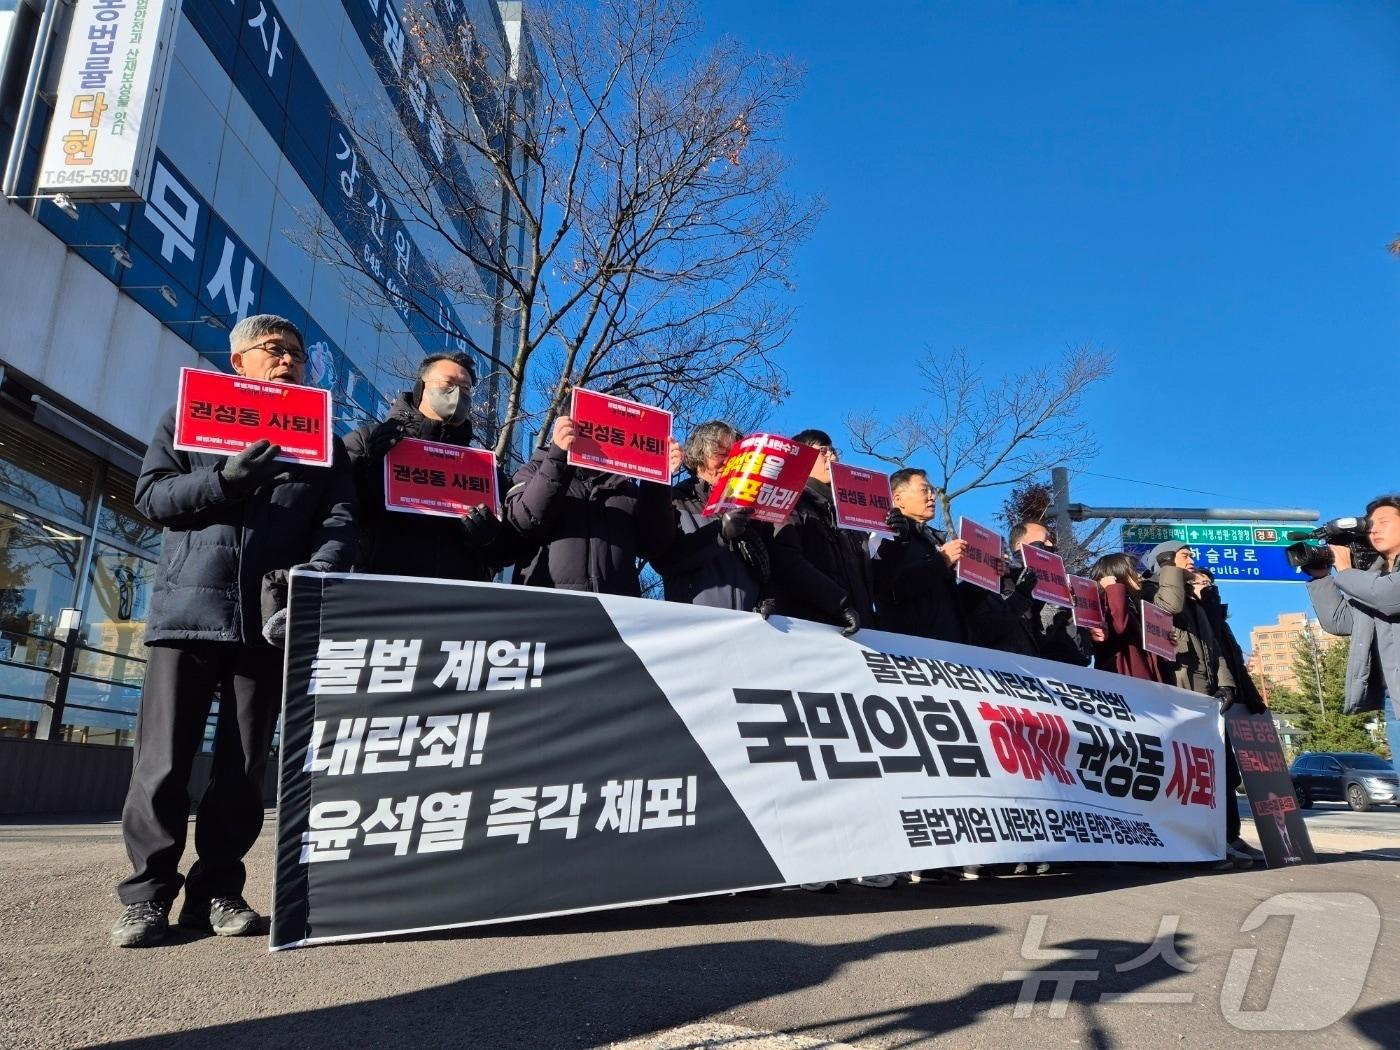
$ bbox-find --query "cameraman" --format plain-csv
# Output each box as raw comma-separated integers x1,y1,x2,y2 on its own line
1304,496,1400,767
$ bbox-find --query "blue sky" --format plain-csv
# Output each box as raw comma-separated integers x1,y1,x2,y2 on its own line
702,0,1400,643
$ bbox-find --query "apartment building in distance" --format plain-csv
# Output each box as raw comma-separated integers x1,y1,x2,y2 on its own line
1248,612,1334,693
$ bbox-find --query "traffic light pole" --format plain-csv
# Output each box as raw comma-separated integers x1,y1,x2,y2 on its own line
1047,467,1319,544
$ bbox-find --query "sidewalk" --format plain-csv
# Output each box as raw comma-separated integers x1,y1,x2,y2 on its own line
0,817,1394,1049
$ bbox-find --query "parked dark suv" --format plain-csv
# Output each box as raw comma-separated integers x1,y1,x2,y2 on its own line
1289,752,1399,811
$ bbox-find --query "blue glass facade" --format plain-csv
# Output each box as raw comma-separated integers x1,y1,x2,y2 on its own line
0,0,521,757
27,0,511,434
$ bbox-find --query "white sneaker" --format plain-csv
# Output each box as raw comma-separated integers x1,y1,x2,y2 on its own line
800,882,838,893
851,874,897,889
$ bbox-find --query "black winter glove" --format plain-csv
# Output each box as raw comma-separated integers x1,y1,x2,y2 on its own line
367,417,408,457
260,562,332,647
461,504,502,547
721,508,752,543
838,598,862,637
260,568,289,625
884,509,917,543
1014,566,1039,598
1215,686,1238,714
221,439,284,494
756,597,778,620
735,531,771,585
1245,692,1268,716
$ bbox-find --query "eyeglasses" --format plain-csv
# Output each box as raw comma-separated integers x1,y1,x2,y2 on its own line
811,445,839,460
245,341,307,364
424,379,473,392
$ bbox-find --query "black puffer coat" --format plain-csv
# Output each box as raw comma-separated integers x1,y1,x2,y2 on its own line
505,443,674,597
872,522,967,643
343,392,514,581
961,584,1039,657
771,479,875,627
137,405,358,646
999,553,1092,667
1200,589,1267,712
652,475,765,611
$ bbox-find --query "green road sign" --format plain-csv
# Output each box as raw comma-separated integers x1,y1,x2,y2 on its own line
1119,523,1303,547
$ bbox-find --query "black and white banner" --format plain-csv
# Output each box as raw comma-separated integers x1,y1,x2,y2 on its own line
271,572,1225,949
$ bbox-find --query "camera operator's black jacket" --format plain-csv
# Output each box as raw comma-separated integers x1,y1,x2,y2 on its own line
872,521,967,643
771,478,875,627
344,392,515,581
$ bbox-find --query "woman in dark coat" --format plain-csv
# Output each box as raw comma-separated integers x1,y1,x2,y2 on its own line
1089,553,1168,683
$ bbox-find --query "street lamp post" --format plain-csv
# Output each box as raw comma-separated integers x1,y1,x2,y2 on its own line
1305,617,1325,718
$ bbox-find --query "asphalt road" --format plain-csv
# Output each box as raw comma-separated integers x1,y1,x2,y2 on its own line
1286,799,1400,838
1,817,1396,1050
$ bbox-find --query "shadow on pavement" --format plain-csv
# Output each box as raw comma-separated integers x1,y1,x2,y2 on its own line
1351,999,1400,1048
95,923,1197,1050
479,863,1211,942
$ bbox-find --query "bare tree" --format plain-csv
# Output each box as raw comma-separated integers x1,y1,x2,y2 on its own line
997,478,1110,573
311,0,818,460
847,345,1114,528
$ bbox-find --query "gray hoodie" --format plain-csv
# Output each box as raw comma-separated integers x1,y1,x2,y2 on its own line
1307,559,1400,714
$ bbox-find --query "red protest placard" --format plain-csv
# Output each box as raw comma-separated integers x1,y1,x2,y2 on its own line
955,517,1005,593
384,438,499,518
567,388,672,484
1023,544,1072,608
1142,601,1177,660
830,462,894,536
1069,575,1106,630
703,433,818,526
173,367,333,466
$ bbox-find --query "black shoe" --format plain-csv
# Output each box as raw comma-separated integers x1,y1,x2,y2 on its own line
1228,837,1265,860
110,900,170,948
178,895,260,937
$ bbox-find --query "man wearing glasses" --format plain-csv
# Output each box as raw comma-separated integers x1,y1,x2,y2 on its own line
110,315,358,947
344,352,514,580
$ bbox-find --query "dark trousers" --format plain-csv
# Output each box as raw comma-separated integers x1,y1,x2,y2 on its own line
1225,741,1242,842
118,641,283,906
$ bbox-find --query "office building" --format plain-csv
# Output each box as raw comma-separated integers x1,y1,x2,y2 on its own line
0,0,527,809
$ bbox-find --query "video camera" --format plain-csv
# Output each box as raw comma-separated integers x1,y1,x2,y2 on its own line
1285,517,1378,573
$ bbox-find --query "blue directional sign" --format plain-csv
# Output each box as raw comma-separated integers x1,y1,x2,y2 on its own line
1121,523,1316,584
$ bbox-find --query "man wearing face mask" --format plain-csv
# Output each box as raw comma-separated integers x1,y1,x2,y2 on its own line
344,353,514,581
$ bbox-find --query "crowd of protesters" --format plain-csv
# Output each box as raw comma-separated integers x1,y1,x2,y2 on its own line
113,318,1281,946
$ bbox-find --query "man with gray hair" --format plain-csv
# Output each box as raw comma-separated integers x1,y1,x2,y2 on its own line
110,314,358,948
653,420,770,610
